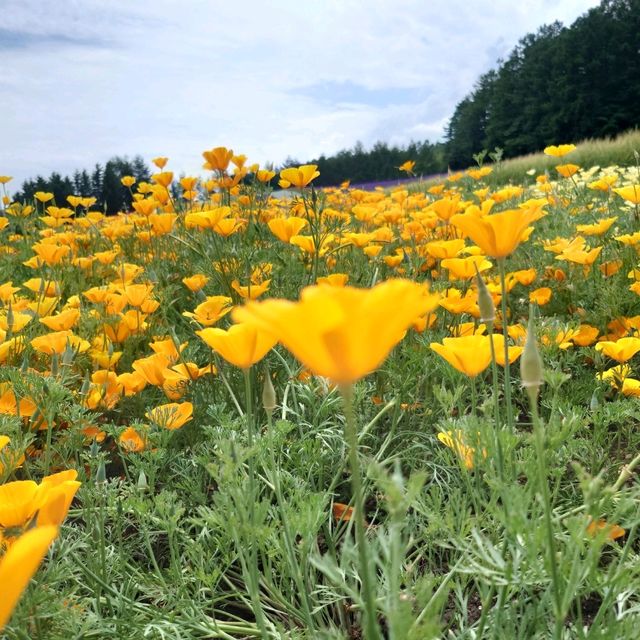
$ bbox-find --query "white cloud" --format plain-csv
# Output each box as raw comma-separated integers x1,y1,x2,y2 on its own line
0,0,600,186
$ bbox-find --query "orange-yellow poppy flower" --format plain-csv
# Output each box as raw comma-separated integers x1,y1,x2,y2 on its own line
595,337,640,363
197,323,277,369
614,185,640,205
543,144,576,157
279,165,320,188
430,334,496,377
0,525,59,629
183,296,233,326
450,207,544,258
119,426,146,452
146,402,193,430
232,279,439,384
267,216,309,242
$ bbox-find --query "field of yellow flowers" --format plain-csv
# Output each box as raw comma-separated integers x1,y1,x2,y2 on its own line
1,145,640,639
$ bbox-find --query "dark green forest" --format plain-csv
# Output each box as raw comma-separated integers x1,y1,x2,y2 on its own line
313,0,640,179
445,0,640,167
14,157,151,215
13,0,640,205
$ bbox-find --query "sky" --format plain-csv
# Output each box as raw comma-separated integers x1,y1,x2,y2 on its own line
1,0,601,187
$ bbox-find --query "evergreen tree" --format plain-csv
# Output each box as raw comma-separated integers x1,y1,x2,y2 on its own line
446,0,640,167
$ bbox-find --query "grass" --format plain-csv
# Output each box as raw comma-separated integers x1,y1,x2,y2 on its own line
491,128,640,186
1,152,640,638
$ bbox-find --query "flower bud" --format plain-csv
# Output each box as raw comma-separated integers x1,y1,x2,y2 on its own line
262,369,277,415
137,469,148,490
475,264,495,323
521,309,543,396
95,459,106,485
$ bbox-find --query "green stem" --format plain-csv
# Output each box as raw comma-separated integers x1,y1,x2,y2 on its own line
243,368,269,639
530,390,564,636
340,384,382,640
498,259,515,430
471,376,477,417
487,321,507,484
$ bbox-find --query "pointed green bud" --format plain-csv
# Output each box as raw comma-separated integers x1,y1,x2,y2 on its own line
262,368,277,415
20,353,29,375
62,342,75,367
80,372,91,396
96,459,107,485
475,264,495,323
520,307,543,397
137,469,148,490
50,352,59,377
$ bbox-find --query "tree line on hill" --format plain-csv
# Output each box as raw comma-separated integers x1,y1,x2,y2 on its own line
10,0,640,206
445,0,640,167
13,156,151,215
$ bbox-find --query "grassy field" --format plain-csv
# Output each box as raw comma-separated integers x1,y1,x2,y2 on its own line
489,128,640,185
1,147,640,639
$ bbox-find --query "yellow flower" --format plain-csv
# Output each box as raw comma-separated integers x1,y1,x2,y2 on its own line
543,144,576,157
267,216,309,242
0,525,59,630
437,430,482,469
614,185,640,204
529,287,552,306
586,518,625,541
182,274,209,292
117,371,147,396
202,147,234,172
183,296,233,326
232,279,439,384
430,334,495,377
279,165,320,188
34,191,54,203
467,167,492,180
152,156,169,169
39,308,80,331
556,164,580,178
621,378,640,397
316,273,349,287
430,196,462,222
572,324,599,347
36,470,81,527
197,323,277,369
441,256,492,280
256,169,276,182
491,334,524,366
119,426,146,452
450,207,544,258
148,212,177,235
146,402,193,430
425,239,466,259
0,311,32,333
398,160,415,174
576,217,617,236
588,175,617,192
31,331,90,356
511,268,537,285
231,279,271,300
132,353,172,386
213,217,243,237
151,172,173,188
595,337,640,363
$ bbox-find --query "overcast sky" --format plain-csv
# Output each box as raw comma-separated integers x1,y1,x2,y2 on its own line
1,0,600,187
